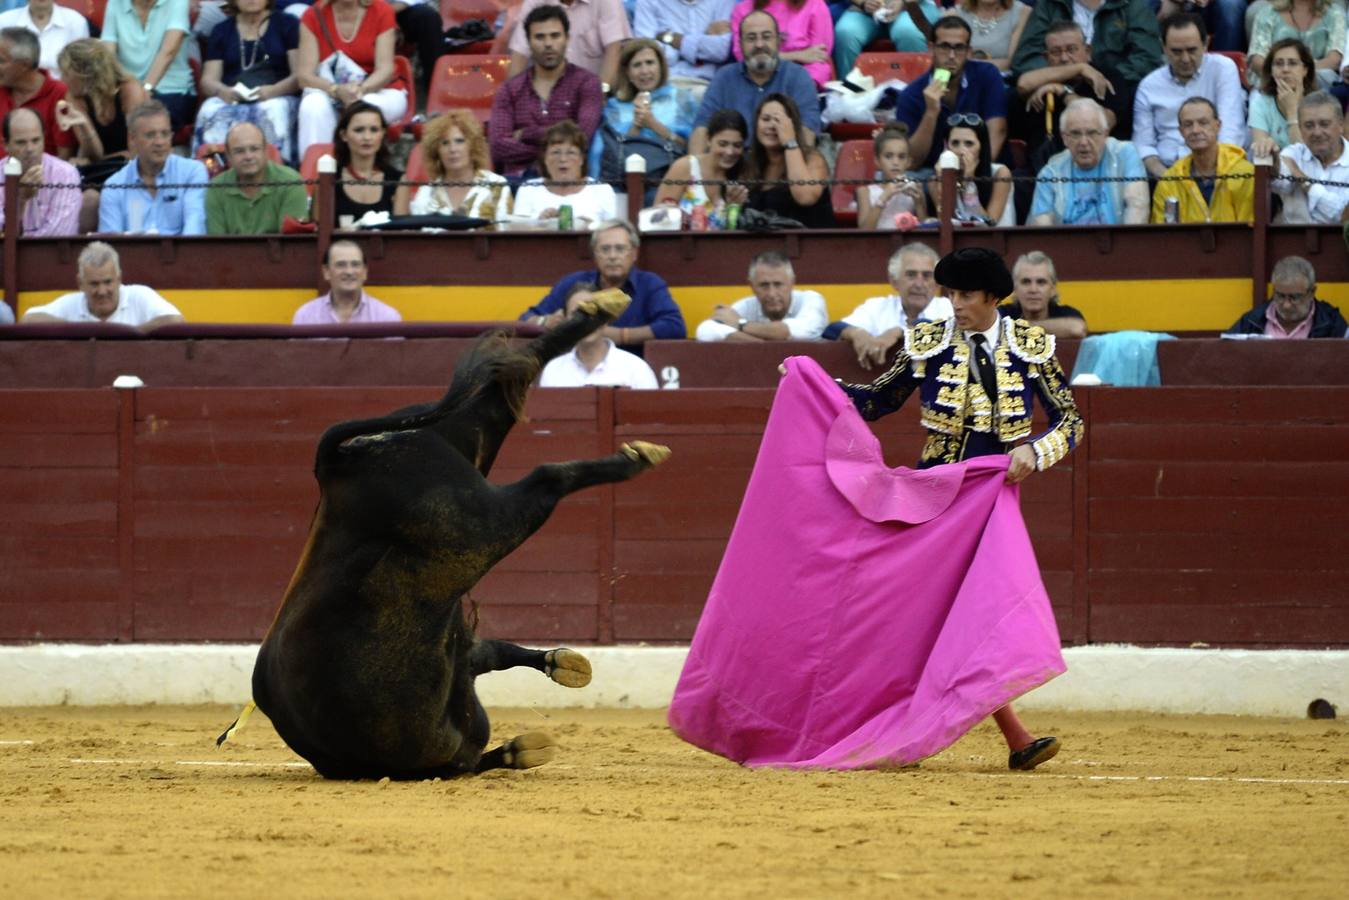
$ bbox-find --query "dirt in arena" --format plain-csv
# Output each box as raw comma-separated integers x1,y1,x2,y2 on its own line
1,705,1345,898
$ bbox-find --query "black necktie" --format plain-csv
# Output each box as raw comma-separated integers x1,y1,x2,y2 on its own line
970,334,998,407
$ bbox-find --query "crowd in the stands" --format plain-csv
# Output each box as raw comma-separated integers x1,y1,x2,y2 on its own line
4,0,1349,238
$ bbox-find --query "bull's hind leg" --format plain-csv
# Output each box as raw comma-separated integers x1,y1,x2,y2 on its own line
525,288,632,367
469,639,592,687
475,733,557,773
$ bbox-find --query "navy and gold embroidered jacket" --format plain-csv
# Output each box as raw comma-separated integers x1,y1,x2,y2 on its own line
839,316,1084,470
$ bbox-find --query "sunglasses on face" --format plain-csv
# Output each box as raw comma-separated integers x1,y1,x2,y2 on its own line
946,113,984,128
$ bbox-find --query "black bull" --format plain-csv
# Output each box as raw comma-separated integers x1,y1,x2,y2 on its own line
229,292,669,779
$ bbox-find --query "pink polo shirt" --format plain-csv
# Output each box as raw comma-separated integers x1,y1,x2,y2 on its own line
292,292,403,325
1263,302,1313,339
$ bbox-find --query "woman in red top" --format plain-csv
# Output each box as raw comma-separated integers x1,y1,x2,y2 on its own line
296,0,407,160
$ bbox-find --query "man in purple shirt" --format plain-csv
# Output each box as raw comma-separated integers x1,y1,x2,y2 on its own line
489,4,604,177
0,107,78,236
292,240,403,325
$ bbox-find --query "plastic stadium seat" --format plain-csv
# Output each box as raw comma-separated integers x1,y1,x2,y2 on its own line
1215,50,1248,86
300,142,334,197
831,139,876,228
441,0,501,53
425,54,510,124
855,52,930,86
386,56,417,142
405,143,430,185
55,0,105,31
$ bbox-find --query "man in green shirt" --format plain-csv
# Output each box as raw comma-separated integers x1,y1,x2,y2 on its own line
205,122,309,235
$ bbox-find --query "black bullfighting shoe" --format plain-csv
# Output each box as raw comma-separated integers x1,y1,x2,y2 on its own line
1008,736,1060,771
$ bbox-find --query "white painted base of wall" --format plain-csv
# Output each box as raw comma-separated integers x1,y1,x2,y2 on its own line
1,644,1345,718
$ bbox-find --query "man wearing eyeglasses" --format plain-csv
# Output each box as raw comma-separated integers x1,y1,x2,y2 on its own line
1029,98,1149,225
1225,256,1349,339
892,15,1007,170
1132,12,1246,180
519,218,687,352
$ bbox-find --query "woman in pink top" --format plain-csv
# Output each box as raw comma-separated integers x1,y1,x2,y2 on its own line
730,0,835,88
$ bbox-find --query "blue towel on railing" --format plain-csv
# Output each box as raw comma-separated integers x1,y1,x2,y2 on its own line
1071,331,1177,386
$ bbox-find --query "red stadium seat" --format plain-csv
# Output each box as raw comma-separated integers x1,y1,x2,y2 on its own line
57,0,106,31
425,54,510,124
831,139,876,228
405,143,430,185
1215,50,1248,86
386,56,417,142
441,0,501,53
300,142,334,197
855,52,930,86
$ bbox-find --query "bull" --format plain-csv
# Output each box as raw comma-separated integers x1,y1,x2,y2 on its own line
221,291,668,778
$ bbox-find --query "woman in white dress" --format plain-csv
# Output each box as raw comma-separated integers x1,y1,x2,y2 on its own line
409,108,511,226
512,120,617,230
654,108,751,212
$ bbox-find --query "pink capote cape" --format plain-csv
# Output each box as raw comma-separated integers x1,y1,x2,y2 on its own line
667,357,1066,769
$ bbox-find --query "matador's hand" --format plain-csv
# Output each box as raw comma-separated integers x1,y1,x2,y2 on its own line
1005,445,1036,483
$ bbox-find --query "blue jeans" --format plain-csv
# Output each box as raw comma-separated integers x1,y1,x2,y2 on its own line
833,2,941,77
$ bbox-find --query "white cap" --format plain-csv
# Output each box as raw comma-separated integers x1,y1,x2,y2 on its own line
317,154,337,174
3,156,21,176
112,375,145,389
937,150,960,171
1069,373,1103,387
624,153,647,174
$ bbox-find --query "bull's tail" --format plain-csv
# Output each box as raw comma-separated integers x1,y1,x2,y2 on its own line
216,700,258,747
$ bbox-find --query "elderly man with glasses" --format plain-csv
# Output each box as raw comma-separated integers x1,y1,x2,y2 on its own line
1225,256,1349,339
519,218,687,353
1029,98,1149,225
891,15,1007,171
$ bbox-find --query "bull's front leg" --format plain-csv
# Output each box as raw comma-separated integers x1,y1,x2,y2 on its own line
469,640,593,687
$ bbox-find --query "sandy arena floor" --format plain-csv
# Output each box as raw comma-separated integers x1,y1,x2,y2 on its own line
0,705,1345,899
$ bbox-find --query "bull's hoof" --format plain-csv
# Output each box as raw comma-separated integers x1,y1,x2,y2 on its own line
620,441,671,467
544,648,593,688
579,288,631,319
501,732,556,769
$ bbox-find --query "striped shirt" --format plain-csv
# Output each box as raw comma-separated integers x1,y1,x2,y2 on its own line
0,153,80,236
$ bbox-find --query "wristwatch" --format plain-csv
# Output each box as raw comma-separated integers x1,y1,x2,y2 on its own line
737,318,748,330
143,82,155,94
783,139,800,151
659,31,675,46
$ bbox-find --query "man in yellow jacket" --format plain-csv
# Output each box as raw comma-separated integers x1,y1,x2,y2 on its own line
1151,96,1254,223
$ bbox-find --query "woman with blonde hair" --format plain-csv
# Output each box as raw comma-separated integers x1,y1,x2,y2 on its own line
955,0,1029,72
410,110,512,225
55,38,146,174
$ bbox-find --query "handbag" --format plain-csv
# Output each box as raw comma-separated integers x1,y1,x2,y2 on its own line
597,119,678,187
313,7,366,88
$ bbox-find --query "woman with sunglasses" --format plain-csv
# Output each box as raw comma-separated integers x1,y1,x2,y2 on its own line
744,93,835,228
927,112,1013,226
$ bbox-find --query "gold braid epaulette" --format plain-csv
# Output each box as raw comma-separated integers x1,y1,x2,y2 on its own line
1005,318,1055,365
904,316,955,360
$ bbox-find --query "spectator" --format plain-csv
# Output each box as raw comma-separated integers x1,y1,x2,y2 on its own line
730,0,833,89
1011,0,1163,140
1133,13,1246,179
829,243,952,368
292,238,403,323
688,9,819,154
1151,96,1254,223
205,121,308,234
892,15,1007,170
0,300,11,324
954,0,1030,73
514,119,617,229
508,0,631,89
1001,250,1087,339
1271,90,1349,223
857,122,927,229
1029,98,1149,225
387,0,445,98
655,107,751,209
0,26,70,156
927,112,1013,225
519,218,687,349
694,249,827,341
1157,0,1248,54
101,0,197,129
0,107,79,235
0,0,89,78
588,37,697,185
20,240,184,329
489,4,604,177
195,0,302,166
98,100,209,234
56,38,146,178
1248,0,1343,90
1014,20,1131,161
409,109,512,223
1226,255,1348,337
744,91,833,226
633,0,737,88
329,100,409,227
834,1,938,78
295,0,408,163
1249,38,1316,159
539,281,661,387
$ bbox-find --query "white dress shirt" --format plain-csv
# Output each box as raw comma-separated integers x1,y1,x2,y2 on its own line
695,289,828,341
538,339,660,388
23,285,181,326
1132,54,1248,166
1272,137,1349,223
841,294,954,335
0,5,89,76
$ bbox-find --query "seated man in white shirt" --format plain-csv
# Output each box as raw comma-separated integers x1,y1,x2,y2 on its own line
827,243,954,369
0,0,89,77
694,250,827,343
20,240,183,330
539,282,660,389
1272,91,1349,224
